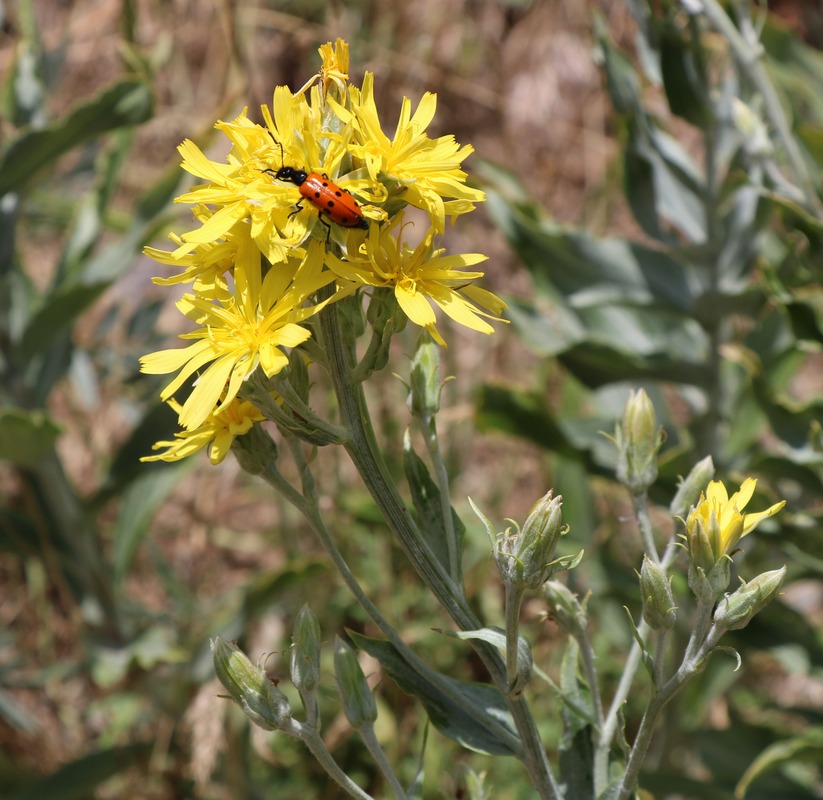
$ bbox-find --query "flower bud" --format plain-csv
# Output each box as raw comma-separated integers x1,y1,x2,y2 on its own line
615,389,664,494
639,555,676,630
496,492,567,590
333,637,377,730
670,456,715,520
543,580,588,638
290,605,321,694
211,636,292,731
231,423,279,476
408,330,442,417
714,567,786,632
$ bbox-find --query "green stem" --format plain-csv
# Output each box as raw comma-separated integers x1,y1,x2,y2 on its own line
696,0,823,217
359,724,409,800
616,591,717,800
238,432,524,754
504,583,525,692
596,542,680,792
316,297,562,800
633,491,659,563
292,722,376,800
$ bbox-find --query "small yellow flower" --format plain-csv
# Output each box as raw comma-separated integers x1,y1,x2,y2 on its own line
326,216,506,346
140,241,338,430
142,397,265,464
685,478,786,564
335,73,485,232
172,112,295,264
317,38,350,96
146,212,254,296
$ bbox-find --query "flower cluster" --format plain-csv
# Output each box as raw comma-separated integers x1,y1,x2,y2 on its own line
140,39,505,463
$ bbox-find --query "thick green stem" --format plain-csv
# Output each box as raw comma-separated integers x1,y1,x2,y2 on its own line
504,583,525,692
316,297,562,800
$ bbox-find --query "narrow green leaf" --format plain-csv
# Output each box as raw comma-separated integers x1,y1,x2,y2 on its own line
348,630,521,757
17,282,108,362
113,462,191,583
0,79,154,195
0,408,61,467
9,742,153,800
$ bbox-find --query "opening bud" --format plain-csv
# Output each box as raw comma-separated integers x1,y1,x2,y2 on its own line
211,636,292,731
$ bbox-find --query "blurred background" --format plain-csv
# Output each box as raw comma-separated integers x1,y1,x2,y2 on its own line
2,1,823,798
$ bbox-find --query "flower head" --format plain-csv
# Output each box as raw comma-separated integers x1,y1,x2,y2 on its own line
142,397,265,465
685,478,785,564
336,73,485,232
140,241,337,430
141,39,500,462
326,217,506,346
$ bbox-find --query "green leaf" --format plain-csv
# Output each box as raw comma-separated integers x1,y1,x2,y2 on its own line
403,438,465,579
0,408,61,466
475,384,588,460
485,196,695,311
595,15,641,115
446,627,533,689
17,281,109,362
112,462,192,583
9,742,153,800
0,79,154,196
348,630,521,757
659,23,710,126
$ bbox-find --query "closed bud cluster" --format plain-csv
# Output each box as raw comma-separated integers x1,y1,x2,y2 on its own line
544,580,588,638
290,605,321,694
333,637,377,730
615,389,664,494
211,636,292,731
495,492,567,591
639,555,677,631
714,567,786,632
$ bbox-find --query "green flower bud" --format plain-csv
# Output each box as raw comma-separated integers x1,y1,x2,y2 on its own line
211,637,291,731
639,555,676,631
231,423,279,476
670,456,715,520
408,330,442,417
714,567,786,632
615,389,663,494
688,559,731,601
496,492,567,590
290,605,321,694
333,637,377,730
543,580,588,638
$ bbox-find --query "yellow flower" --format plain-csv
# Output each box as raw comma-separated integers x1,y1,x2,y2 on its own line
140,240,337,430
685,478,786,565
141,397,265,464
146,212,254,296
335,73,485,232
172,112,296,264
326,217,506,347
317,38,350,96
